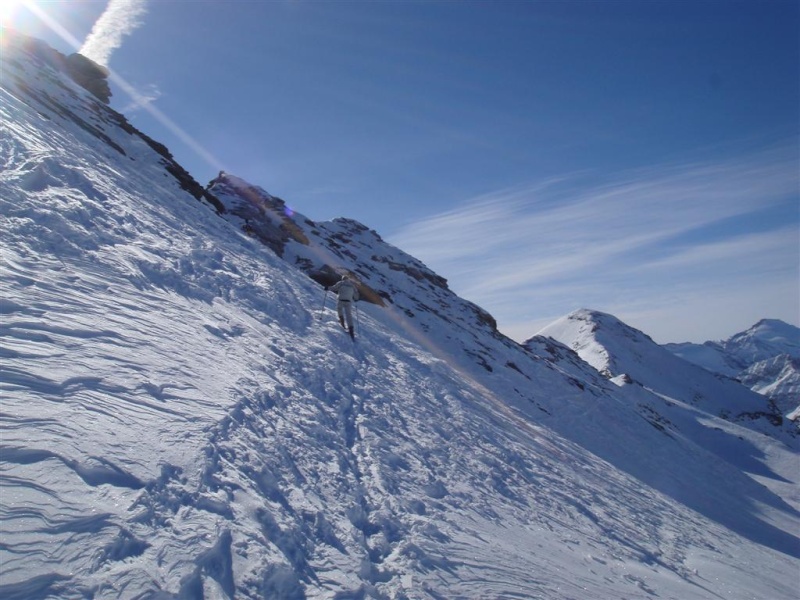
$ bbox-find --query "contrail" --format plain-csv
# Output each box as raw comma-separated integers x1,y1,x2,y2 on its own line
80,0,148,66
25,0,227,174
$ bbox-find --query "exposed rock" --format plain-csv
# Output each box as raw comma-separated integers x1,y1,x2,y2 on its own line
3,29,224,214
65,53,111,104
371,255,448,290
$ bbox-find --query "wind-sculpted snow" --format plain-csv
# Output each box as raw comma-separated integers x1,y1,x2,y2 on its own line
2,32,799,599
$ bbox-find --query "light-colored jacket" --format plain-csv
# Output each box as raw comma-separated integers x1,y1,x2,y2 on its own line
331,279,359,302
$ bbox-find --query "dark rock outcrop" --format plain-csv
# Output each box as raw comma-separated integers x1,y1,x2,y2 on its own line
65,53,111,104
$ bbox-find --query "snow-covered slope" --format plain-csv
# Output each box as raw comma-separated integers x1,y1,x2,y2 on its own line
208,172,523,379
665,320,800,419
662,340,741,378
535,310,791,432
2,31,799,600
726,319,800,363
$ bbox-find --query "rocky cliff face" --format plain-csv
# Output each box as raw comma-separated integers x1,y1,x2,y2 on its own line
208,172,505,371
64,52,112,104
4,29,111,103
2,29,224,212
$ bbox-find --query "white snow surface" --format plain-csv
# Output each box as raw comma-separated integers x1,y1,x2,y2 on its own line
726,320,800,365
2,32,799,600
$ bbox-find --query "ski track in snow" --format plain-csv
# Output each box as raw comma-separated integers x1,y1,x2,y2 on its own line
1,32,799,600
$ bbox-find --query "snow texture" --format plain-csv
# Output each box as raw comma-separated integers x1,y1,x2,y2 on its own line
2,31,799,599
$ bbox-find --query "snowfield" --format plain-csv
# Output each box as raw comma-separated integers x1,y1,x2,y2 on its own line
1,31,798,599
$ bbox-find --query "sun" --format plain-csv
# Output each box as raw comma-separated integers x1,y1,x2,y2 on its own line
0,0,26,25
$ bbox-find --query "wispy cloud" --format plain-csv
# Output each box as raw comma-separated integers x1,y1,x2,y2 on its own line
389,142,799,343
80,0,149,66
121,82,161,113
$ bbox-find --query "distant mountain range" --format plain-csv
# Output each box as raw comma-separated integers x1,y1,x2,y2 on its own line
664,319,799,420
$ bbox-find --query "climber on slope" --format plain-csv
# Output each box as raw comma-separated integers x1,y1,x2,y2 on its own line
327,275,359,339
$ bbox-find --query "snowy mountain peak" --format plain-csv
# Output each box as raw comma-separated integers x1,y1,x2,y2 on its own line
665,318,800,421
727,318,800,363
533,308,655,375
537,309,791,431
2,32,799,599
746,317,799,340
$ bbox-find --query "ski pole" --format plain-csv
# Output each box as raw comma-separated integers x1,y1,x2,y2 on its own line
319,289,328,320
355,301,360,331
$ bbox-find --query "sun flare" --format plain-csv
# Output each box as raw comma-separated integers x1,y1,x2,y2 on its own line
0,0,29,26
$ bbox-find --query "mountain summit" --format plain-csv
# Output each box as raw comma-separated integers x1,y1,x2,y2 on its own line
536,309,789,432
2,31,798,599
665,318,800,419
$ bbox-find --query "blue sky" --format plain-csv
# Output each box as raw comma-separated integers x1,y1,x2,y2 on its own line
3,0,798,343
